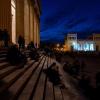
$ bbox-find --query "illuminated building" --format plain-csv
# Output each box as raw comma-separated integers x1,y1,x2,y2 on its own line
73,40,95,51
92,34,100,51
65,33,96,51
0,0,41,48
65,33,77,50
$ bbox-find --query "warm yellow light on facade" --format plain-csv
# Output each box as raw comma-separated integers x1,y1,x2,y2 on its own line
63,44,70,51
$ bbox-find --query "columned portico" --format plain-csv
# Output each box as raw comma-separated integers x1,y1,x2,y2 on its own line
0,0,41,48
16,0,40,47
0,0,11,41
33,9,40,48
16,0,24,38
24,0,30,44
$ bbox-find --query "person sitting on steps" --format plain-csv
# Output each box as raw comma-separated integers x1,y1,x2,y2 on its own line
43,62,65,88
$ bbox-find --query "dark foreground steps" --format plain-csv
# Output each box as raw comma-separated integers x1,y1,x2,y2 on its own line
0,51,86,100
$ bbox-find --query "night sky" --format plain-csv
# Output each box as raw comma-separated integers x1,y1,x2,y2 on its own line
40,0,100,42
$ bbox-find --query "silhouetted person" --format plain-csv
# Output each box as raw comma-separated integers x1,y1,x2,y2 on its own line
80,61,86,77
79,75,94,99
0,29,3,47
43,63,63,86
96,72,100,98
2,29,9,47
29,48,39,61
70,59,80,77
56,54,61,62
27,41,35,49
18,35,25,49
96,72,100,89
0,29,3,41
7,45,27,66
63,61,70,72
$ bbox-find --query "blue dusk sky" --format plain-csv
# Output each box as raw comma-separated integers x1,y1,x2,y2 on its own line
40,0,100,42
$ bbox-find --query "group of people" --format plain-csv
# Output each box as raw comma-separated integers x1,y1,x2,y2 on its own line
3,34,40,67
18,35,25,49
0,28,31,49
6,40,40,67
7,45,27,67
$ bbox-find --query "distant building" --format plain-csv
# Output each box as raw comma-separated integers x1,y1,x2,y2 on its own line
65,33,97,51
93,34,100,51
65,33,77,50
88,33,100,51
0,0,41,48
75,40,95,51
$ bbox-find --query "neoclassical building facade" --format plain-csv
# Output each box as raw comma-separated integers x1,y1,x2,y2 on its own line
65,33,95,51
0,0,40,48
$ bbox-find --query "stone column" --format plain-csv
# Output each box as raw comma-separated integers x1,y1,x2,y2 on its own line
24,0,30,44
11,0,16,44
34,12,37,48
38,21,40,47
29,2,34,42
16,0,24,40
0,0,11,40
34,14,40,48
36,22,39,48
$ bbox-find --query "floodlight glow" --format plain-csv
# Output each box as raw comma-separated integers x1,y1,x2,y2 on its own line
72,42,77,50
90,44,94,51
86,43,90,51
83,43,89,51
68,40,95,51
77,44,81,51
57,44,60,47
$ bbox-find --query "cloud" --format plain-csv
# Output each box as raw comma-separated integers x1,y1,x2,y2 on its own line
41,0,100,42
40,8,75,32
64,18,87,29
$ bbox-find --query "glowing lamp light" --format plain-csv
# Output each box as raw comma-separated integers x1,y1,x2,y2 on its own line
57,44,60,47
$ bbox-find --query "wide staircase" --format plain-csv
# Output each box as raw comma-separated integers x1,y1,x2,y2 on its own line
0,49,73,100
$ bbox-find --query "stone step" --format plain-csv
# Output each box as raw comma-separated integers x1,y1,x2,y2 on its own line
0,57,6,63
0,65,16,79
0,56,44,100
0,55,84,100
43,56,54,100
0,62,9,70
7,56,45,100
32,57,48,100
0,53,7,58
17,57,47,100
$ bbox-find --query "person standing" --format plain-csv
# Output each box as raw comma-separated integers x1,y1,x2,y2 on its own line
18,35,25,49
2,29,9,47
